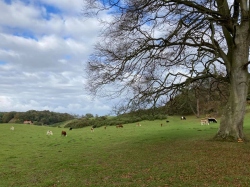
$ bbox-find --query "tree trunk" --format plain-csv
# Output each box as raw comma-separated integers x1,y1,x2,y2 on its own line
214,25,249,141
214,72,248,141
196,98,200,118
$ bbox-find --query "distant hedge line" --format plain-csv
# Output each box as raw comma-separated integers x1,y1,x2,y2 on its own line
64,114,167,129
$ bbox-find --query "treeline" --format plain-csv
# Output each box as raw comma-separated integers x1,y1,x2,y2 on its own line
65,82,238,129
0,110,74,125
65,109,167,129
65,86,228,129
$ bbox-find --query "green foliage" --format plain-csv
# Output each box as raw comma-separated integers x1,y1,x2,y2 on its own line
165,94,195,115
0,110,74,125
165,82,229,117
85,113,94,119
64,109,168,128
2,111,16,123
33,121,43,126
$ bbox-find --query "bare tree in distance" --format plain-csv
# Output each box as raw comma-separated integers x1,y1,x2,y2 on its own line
83,0,250,141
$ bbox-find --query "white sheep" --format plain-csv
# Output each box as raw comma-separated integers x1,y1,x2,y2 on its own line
47,130,53,135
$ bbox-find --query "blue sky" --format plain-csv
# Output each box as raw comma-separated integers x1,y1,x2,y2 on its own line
0,0,114,116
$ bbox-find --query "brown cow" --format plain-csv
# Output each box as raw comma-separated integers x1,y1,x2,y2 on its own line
61,131,67,136
136,123,141,126
116,124,123,128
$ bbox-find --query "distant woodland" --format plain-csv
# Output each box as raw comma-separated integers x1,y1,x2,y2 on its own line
0,110,74,125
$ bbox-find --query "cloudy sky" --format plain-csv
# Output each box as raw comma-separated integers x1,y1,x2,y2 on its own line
0,0,114,116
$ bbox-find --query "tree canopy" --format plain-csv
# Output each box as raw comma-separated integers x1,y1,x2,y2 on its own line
83,0,250,141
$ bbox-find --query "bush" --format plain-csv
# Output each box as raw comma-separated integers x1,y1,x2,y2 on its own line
64,107,170,129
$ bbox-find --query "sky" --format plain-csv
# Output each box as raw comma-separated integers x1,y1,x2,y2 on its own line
0,0,114,116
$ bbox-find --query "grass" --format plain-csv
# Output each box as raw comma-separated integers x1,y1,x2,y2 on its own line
1,115,250,186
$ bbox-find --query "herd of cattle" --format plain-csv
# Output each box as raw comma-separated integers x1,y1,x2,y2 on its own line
180,116,217,125
9,116,218,136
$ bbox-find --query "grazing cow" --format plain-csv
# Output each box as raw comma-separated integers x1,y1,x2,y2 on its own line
181,116,186,120
91,127,94,132
200,119,209,125
161,123,163,127
61,131,67,136
116,124,123,128
166,120,169,123
23,120,33,124
47,130,53,135
238,138,243,143
136,123,141,126
208,118,217,123
69,127,73,130
10,126,14,130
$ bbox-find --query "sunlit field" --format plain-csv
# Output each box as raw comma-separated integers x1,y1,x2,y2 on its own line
1,115,250,186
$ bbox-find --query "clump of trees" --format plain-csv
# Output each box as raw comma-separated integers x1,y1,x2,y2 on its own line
0,110,74,125
166,78,229,117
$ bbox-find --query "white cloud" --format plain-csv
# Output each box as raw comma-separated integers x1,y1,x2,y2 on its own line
0,0,113,116
40,0,85,15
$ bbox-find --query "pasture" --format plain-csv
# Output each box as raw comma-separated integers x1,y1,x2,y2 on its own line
1,115,250,186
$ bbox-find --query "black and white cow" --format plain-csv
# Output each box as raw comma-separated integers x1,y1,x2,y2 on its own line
181,116,186,120
208,118,217,123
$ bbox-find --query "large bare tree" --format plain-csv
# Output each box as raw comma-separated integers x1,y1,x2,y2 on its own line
83,0,250,141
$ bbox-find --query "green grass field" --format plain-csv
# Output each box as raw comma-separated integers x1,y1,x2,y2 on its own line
1,115,250,186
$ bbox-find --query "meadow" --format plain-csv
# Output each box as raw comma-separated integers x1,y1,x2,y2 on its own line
1,115,250,187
